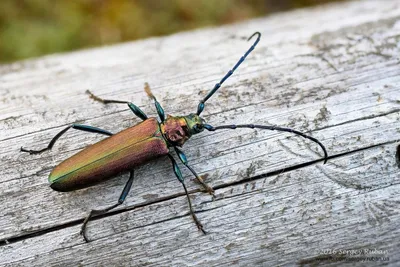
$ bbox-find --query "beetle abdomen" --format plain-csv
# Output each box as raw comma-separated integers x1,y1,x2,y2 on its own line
49,118,168,191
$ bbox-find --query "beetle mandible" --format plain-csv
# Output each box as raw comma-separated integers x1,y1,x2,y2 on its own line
21,32,328,242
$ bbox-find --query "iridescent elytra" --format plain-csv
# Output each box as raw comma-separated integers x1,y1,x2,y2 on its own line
21,32,328,242
48,117,169,192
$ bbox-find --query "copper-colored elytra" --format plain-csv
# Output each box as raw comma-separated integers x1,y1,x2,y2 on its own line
49,118,169,191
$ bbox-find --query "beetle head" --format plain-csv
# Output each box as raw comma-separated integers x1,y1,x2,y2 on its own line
184,113,206,135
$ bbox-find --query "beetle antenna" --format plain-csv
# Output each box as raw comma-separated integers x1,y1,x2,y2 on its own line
204,123,328,164
196,32,261,116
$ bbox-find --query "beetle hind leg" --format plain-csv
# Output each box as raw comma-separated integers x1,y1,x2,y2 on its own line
80,170,135,242
21,124,113,154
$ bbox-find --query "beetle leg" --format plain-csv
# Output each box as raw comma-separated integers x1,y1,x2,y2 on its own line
167,154,206,235
80,170,135,242
20,124,113,154
86,90,148,121
174,147,215,196
144,83,166,122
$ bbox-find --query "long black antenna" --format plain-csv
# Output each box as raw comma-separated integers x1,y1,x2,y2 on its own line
204,123,328,164
196,32,261,115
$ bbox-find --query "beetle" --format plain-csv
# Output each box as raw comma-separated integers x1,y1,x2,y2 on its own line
21,32,328,242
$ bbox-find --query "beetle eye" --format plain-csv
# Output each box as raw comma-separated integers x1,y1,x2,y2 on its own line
193,123,203,133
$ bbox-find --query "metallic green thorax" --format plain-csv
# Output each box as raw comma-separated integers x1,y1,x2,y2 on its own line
160,113,205,147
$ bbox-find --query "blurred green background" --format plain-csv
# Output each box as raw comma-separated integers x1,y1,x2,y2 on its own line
0,0,345,63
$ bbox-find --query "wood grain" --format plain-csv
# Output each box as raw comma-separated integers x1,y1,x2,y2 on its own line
1,0,400,266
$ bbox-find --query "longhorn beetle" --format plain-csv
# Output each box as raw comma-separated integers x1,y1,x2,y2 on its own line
21,32,328,242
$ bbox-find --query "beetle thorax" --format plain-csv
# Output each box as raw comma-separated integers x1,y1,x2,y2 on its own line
160,114,205,147
160,115,191,147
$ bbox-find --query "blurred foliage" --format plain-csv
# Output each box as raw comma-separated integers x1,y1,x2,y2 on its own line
0,0,346,63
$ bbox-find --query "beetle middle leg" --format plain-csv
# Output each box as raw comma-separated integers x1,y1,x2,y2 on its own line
80,169,135,242
174,147,215,196
86,90,148,121
21,124,113,154
167,154,206,234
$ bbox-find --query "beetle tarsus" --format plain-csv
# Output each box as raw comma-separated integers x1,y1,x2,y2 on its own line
187,168,215,197
144,82,154,99
182,180,207,235
80,227,90,243
86,90,106,104
80,202,121,242
197,177,215,197
80,210,95,243
86,90,128,104
144,83,166,122
80,209,100,243
204,185,215,197
192,212,207,235
20,147,46,154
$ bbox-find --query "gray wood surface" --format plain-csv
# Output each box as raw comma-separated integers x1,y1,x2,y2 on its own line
1,0,400,266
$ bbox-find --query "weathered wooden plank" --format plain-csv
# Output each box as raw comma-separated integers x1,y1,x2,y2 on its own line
1,0,400,266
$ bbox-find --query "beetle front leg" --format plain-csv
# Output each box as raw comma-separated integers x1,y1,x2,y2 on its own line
167,154,206,235
144,83,166,122
21,124,113,154
80,170,135,242
174,147,215,196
